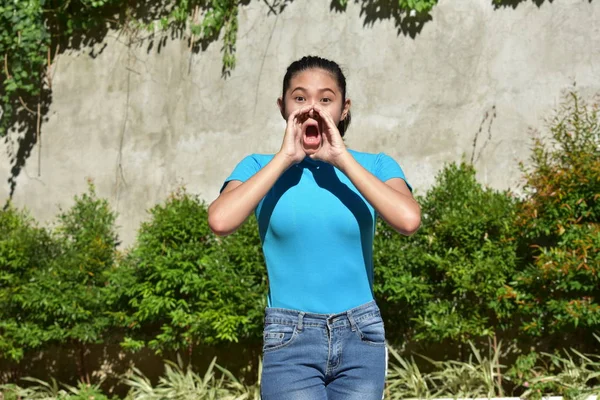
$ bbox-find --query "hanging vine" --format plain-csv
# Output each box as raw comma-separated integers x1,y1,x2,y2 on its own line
0,0,243,138
0,0,555,138
1,0,48,137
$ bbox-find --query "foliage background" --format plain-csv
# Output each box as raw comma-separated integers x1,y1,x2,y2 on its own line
1,91,598,396
1,0,599,396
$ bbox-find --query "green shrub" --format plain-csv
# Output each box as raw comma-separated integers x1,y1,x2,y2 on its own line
525,349,600,400
2,93,598,392
425,341,505,398
375,161,519,345
3,344,600,399
508,93,600,338
506,351,546,395
120,188,266,356
122,356,255,400
386,341,600,399
63,381,114,400
385,346,433,399
0,377,114,400
0,205,58,362
0,183,120,380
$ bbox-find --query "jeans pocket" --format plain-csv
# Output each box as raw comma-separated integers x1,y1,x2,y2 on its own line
356,315,386,346
262,322,298,353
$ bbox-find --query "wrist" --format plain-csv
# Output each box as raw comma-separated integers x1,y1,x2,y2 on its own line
274,151,298,170
332,150,354,171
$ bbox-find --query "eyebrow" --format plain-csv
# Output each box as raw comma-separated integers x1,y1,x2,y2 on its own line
291,87,336,95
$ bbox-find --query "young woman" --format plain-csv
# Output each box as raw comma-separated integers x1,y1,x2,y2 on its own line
208,56,421,400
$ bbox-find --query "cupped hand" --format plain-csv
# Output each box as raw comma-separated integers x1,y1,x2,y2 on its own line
309,105,349,167
277,105,313,166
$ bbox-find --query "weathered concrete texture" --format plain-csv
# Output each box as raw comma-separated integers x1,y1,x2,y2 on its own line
1,0,599,245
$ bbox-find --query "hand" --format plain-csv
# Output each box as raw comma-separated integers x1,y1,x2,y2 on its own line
277,105,312,166
309,105,349,167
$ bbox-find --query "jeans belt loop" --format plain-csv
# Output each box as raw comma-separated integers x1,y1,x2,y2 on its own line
347,310,358,332
297,312,305,331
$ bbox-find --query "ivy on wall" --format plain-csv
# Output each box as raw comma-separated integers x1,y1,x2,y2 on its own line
334,0,437,13
0,0,442,138
0,0,241,138
1,0,48,138
0,0,553,202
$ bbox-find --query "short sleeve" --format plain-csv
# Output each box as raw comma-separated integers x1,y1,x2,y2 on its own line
374,153,413,192
220,154,263,192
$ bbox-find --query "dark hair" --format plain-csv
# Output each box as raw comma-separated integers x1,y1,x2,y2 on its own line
282,56,351,136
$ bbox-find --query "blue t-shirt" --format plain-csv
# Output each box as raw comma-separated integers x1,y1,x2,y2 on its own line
222,149,411,314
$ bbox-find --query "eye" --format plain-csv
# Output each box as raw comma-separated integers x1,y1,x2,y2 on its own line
294,96,305,102
321,98,332,103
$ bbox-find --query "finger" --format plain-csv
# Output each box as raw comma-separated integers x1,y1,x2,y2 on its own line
312,105,337,130
286,107,311,141
292,105,313,118
314,108,340,141
319,120,330,145
288,105,313,123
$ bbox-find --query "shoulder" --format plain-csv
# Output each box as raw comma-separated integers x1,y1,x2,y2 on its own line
348,149,395,168
226,153,275,180
237,153,275,168
348,149,376,162
349,149,410,188
222,153,276,192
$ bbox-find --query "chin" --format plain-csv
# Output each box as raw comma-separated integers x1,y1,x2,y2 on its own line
303,146,320,156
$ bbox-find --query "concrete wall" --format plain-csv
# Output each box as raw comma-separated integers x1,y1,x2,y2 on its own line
2,0,599,246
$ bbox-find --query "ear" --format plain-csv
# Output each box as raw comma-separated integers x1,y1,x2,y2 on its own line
277,97,286,120
341,98,352,120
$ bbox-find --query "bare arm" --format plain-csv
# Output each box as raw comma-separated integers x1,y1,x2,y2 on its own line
336,153,421,235
207,154,293,236
208,105,312,236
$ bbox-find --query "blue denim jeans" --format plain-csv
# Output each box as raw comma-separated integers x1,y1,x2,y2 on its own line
260,301,387,400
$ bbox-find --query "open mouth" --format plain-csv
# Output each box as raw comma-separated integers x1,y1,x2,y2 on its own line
303,120,321,149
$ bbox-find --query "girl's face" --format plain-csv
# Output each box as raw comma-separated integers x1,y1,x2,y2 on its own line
278,68,351,153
